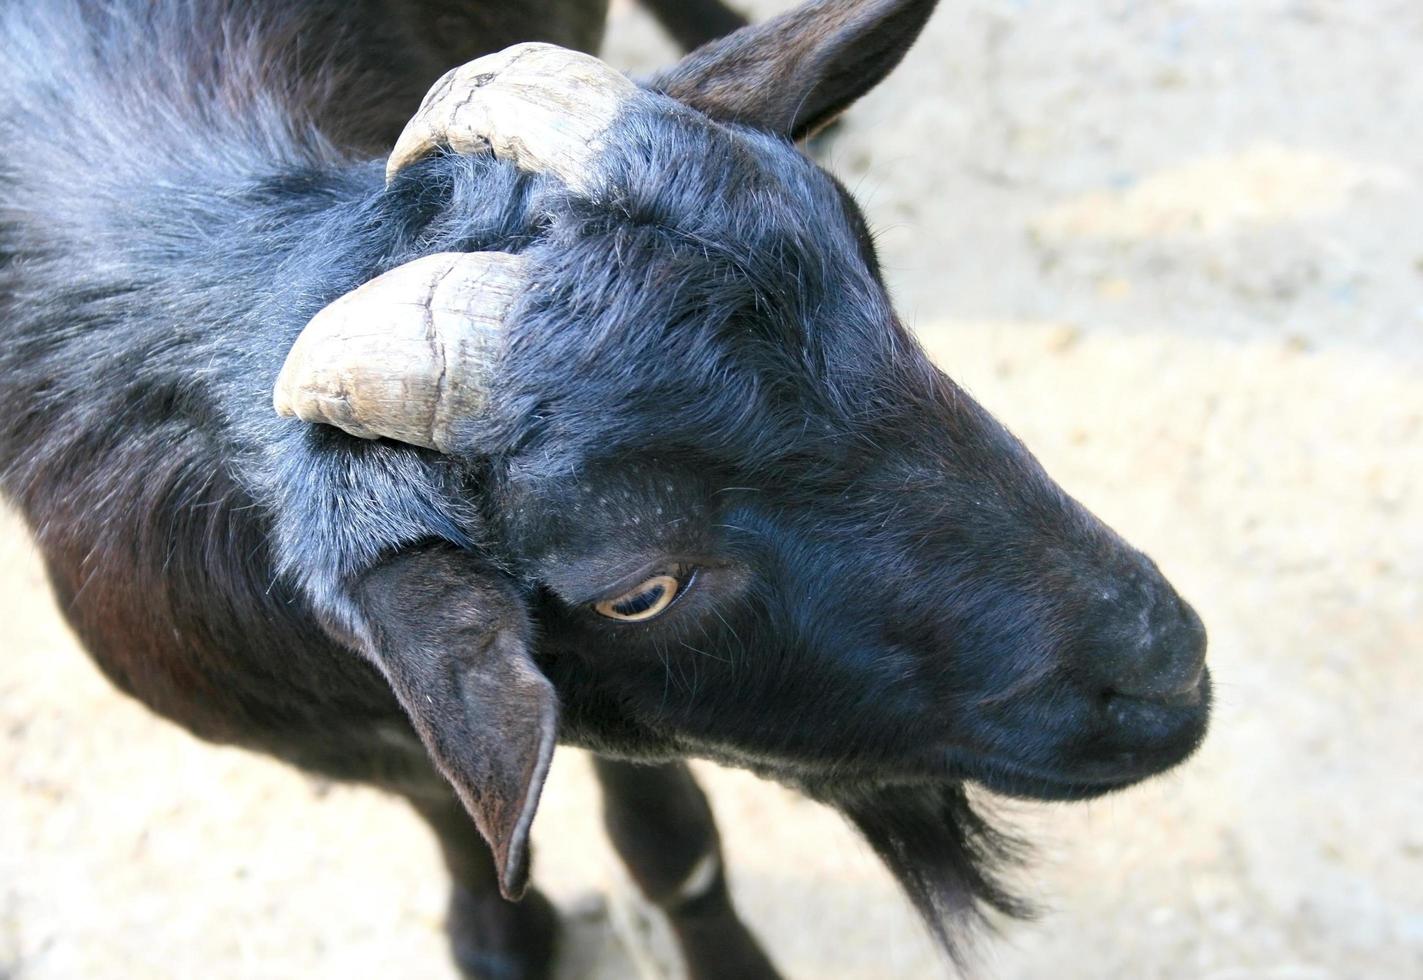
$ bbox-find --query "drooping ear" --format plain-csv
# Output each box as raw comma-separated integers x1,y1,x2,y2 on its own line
353,547,557,900
648,0,940,140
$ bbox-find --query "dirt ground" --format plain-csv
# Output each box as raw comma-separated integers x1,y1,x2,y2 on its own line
3,1,1421,977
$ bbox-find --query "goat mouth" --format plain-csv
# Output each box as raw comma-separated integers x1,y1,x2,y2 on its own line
945,726,1210,802
945,669,1213,802
949,752,1150,801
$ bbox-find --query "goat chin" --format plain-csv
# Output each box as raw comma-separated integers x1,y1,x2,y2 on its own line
835,782,1033,964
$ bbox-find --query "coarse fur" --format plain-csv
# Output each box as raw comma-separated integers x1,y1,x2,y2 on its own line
0,1,1210,976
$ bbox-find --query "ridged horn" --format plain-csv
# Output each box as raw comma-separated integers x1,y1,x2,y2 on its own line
274,251,527,453
386,42,641,196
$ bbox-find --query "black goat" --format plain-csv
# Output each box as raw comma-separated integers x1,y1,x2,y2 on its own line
0,0,1211,977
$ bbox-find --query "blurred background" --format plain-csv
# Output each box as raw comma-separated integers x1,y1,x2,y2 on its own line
3,0,1420,976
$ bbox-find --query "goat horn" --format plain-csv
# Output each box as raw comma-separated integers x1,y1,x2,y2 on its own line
386,42,641,196
274,251,527,453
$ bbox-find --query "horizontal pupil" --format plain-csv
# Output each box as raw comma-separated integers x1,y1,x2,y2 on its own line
614,585,666,616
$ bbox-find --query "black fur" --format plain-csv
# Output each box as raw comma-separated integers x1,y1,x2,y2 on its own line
0,1,1210,975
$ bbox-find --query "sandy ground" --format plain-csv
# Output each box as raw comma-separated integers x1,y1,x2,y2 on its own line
3,1,1422,977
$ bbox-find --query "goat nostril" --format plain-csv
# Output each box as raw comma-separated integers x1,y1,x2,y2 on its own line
1108,681,1197,709
1107,670,1206,710
1163,658,1206,699
1108,631,1207,703
1100,598,1207,704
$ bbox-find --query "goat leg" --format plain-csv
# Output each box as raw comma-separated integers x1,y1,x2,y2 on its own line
408,792,559,980
593,757,781,980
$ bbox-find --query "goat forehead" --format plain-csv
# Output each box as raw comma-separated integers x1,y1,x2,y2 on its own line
541,146,890,361
569,100,862,260
503,98,884,353
488,106,958,476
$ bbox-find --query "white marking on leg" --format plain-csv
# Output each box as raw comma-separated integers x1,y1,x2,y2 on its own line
673,850,720,905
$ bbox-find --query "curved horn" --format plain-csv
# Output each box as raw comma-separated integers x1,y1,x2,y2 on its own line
386,42,641,196
274,251,527,453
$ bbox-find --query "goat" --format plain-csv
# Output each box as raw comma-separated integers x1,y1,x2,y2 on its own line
0,0,1211,976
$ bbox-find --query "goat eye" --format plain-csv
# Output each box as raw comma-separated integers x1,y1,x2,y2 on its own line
594,572,686,623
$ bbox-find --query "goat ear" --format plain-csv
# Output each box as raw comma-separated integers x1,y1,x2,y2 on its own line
648,0,940,140
354,548,556,900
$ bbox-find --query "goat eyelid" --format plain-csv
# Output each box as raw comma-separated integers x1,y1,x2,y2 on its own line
593,567,698,623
